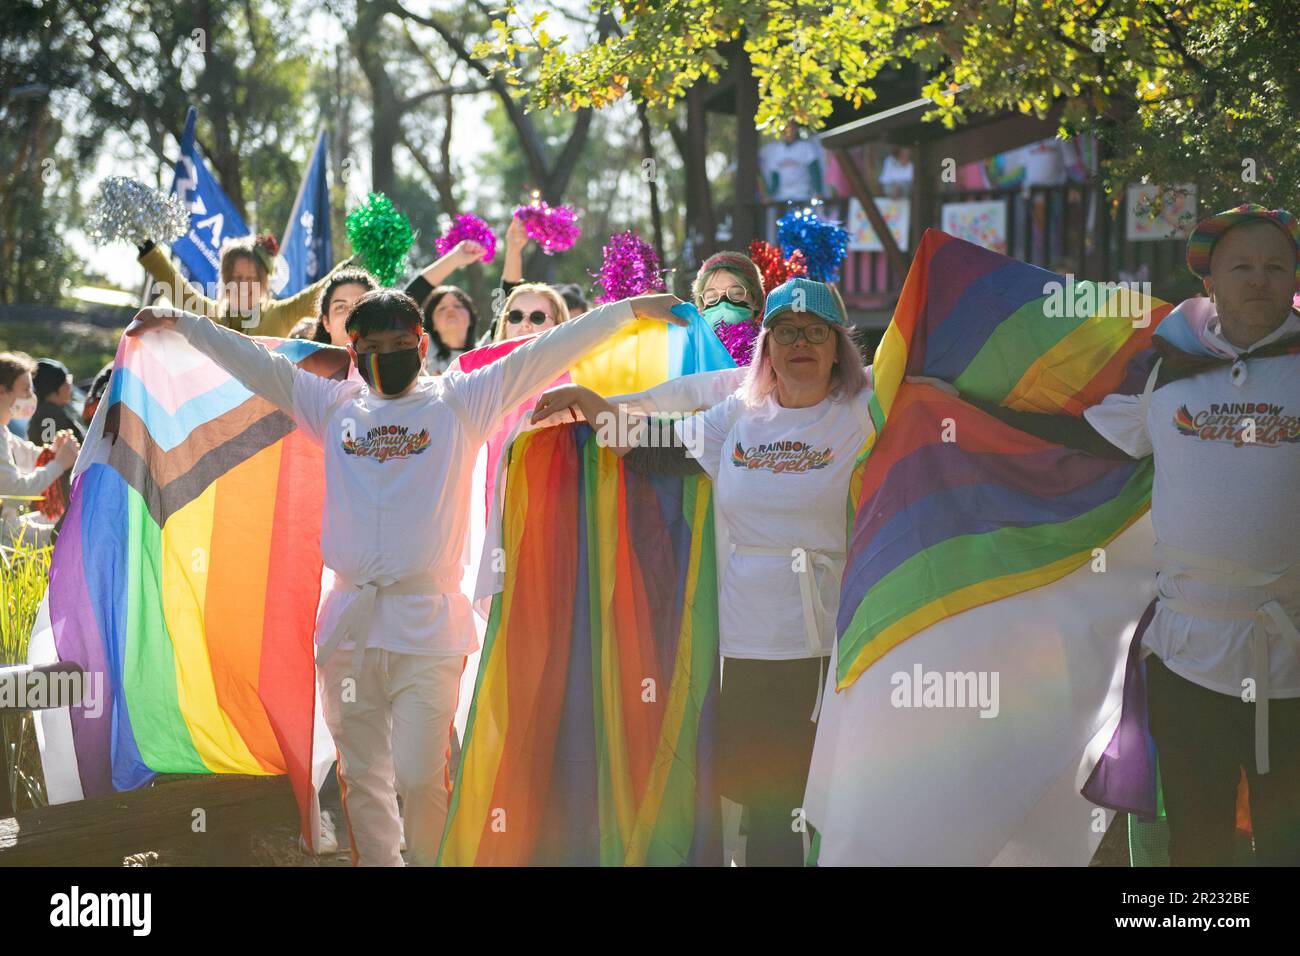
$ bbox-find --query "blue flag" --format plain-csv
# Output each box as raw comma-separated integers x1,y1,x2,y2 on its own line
168,107,249,296
274,128,333,298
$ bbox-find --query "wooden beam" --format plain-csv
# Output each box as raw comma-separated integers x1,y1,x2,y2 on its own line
0,774,297,866
911,140,935,254
685,84,716,266
831,147,906,279
913,105,1064,169
732,47,760,246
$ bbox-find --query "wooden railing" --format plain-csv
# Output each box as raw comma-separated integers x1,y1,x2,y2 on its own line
744,184,1193,326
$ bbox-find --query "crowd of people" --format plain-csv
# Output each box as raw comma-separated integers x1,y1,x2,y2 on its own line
3,199,1298,868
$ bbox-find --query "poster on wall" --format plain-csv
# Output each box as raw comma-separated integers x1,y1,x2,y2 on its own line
940,200,1008,254
847,198,910,252
1125,184,1198,241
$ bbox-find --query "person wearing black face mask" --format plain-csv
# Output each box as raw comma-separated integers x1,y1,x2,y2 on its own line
125,286,690,867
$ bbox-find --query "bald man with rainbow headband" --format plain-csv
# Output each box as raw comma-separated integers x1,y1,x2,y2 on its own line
127,286,687,866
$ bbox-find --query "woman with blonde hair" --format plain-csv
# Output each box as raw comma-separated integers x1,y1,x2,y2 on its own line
135,233,359,338
494,283,570,342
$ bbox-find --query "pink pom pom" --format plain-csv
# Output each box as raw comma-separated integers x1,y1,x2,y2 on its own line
594,230,665,304
513,201,581,255
436,213,496,263
714,319,760,366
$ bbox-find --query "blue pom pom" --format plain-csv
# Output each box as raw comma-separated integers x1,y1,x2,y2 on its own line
776,207,849,282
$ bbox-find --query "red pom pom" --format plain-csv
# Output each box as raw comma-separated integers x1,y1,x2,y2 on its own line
748,239,807,295
256,233,280,257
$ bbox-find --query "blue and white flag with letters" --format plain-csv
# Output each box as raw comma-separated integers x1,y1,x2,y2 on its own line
167,107,249,296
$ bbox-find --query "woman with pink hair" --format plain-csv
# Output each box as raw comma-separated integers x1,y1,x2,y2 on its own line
530,277,872,866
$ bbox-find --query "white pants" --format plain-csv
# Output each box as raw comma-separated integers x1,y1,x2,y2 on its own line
318,649,465,866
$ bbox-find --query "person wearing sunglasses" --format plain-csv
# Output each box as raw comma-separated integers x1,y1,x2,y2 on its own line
494,283,570,342
530,277,873,865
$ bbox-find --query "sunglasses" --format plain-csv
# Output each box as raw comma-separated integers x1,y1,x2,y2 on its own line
700,286,752,308
507,309,552,326
770,322,832,346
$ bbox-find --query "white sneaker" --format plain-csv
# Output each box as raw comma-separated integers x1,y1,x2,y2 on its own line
300,810,341,855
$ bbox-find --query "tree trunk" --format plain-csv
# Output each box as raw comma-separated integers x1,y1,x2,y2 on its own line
195,0,246,219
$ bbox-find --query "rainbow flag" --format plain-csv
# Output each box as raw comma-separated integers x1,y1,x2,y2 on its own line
443,306,734,866
456,308,736,515
835,229,1169,689
30,326,349,842
806,230,1170,864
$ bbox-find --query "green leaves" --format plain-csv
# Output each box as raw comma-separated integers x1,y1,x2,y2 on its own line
463,0,1287,213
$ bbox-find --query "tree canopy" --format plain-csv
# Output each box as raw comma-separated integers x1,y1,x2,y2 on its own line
478,0,1299,210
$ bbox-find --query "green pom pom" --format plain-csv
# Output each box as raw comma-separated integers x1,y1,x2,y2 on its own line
346,192,415,287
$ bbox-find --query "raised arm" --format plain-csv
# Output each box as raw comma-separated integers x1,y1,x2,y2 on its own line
501,216,528,288
137,242,221,320
406,240,488,303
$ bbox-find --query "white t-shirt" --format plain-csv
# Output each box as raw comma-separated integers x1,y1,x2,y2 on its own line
176,301,635,658
675,388,874,660
760,139,822,201
1084,312,1300,696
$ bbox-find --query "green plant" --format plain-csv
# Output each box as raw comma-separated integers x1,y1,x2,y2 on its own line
1,527,54,812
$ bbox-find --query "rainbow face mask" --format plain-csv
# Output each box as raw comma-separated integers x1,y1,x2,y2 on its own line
355,346,422,396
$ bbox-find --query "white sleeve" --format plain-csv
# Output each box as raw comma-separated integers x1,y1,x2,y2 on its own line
609,367,748,416
672,394,741,482
444,299,636,437
6,431,42,471
1083,393,1152,458
0,434,63,497
291,370,357,447
175,312,299,415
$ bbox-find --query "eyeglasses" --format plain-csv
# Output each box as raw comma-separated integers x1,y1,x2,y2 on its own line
507,309,551,326
769,322,832,346
700,286,752,308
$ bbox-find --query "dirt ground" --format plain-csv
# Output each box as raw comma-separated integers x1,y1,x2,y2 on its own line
127,811,1132,867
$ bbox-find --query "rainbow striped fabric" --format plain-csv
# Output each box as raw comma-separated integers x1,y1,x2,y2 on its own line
441,306,734,866
457,307,736,512
441,425,721,865
835,229,1170,689
41,327,349,839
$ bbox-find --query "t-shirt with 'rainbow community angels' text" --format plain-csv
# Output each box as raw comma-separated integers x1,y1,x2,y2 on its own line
675,388,874,660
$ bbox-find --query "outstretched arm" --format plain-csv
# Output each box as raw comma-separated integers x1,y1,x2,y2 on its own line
530,384,705,476
449,295,687,436
961,392,1142,460
137,242,221,320
608,367,748,415
126,308,299,414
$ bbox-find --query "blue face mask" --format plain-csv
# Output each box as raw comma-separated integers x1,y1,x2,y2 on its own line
702,301,754,326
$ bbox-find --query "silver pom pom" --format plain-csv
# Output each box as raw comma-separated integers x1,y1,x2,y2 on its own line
85,176,191,246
